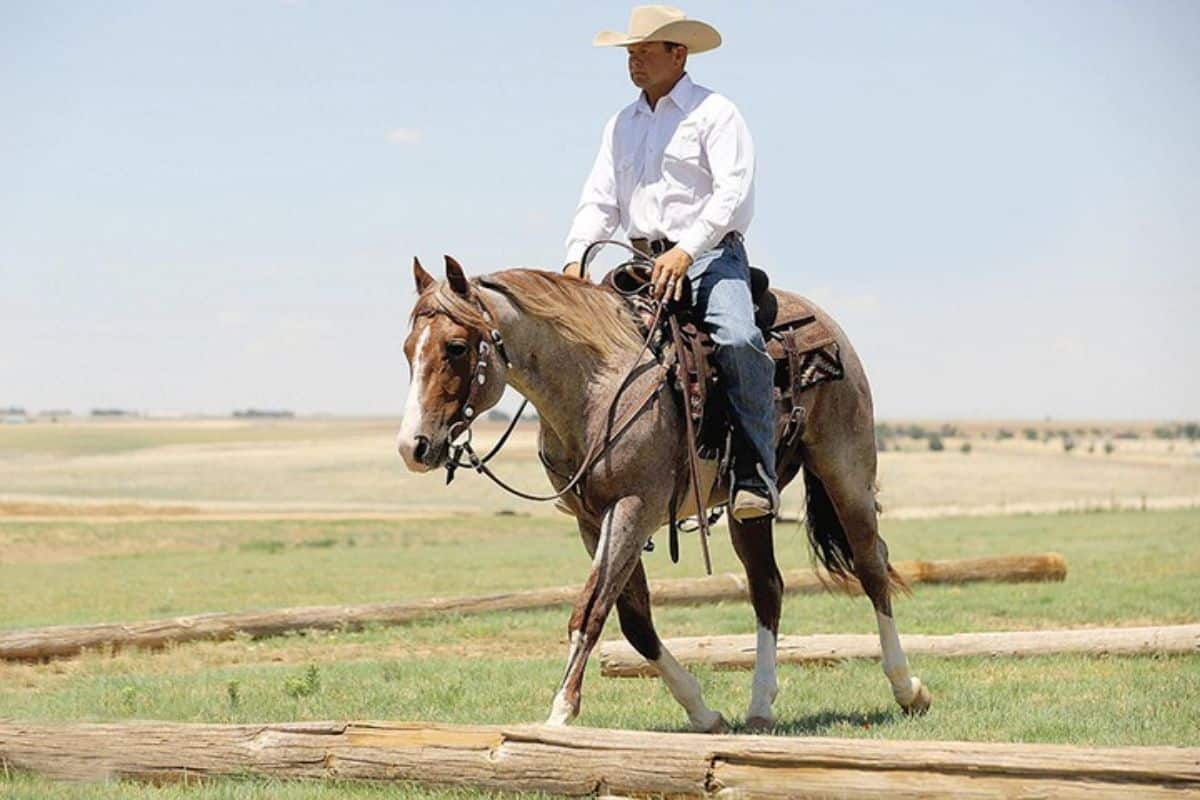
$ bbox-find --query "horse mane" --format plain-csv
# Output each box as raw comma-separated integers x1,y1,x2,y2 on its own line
413,269,642,362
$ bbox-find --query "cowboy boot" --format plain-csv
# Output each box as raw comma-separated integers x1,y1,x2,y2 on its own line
730,429,778,522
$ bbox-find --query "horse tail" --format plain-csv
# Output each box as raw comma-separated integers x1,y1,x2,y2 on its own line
802,466,855,587
802,466,908,596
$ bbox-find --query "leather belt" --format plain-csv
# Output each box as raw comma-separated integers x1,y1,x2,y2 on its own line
629,237,676,257
629,231,742,259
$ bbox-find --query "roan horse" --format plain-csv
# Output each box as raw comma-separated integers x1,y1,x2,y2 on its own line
397,255,932,732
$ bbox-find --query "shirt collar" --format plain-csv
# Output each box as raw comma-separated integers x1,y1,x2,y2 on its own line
634,72,694,116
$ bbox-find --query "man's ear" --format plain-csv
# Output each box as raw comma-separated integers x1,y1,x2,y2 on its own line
413,257,435,293
444,255,471,297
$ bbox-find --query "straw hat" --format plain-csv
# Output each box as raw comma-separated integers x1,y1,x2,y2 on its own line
593,5,722,54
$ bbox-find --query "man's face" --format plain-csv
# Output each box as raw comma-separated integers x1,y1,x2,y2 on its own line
626,41,685,89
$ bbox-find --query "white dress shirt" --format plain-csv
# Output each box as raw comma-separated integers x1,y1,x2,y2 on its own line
565,73,756,266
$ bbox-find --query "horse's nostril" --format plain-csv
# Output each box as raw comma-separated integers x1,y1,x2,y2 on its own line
413,435,430,462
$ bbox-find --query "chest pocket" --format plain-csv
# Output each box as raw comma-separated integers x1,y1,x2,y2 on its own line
662,124,705,191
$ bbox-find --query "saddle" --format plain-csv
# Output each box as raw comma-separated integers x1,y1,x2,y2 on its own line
601,262,846,567
604,263,844,460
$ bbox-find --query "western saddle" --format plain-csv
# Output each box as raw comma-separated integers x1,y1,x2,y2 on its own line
600,261,845,567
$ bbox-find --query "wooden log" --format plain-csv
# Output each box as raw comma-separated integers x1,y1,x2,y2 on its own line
2,719,1198,798
0,552,1066,662
600,623,1200,677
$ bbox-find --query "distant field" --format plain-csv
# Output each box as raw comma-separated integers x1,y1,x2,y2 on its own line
1,418,1197,798
1,417,1197,517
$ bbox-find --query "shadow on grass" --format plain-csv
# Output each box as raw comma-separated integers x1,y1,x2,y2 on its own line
647,708,898,736
770,708,897,736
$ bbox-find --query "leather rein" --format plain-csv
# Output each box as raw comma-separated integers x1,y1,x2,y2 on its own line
441,240,669,505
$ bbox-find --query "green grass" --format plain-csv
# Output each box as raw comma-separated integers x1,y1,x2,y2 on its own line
3,509,1197,631
2,508,1197,798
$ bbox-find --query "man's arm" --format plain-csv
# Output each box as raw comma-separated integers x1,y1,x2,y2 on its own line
564,115,621,278
673,101,755,261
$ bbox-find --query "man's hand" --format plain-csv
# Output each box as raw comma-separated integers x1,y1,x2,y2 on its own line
651,247,693,302
563,262,585,279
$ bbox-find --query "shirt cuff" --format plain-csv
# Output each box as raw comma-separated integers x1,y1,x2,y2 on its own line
564,241,590,267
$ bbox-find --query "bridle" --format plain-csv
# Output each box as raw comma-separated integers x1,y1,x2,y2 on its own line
439,240,668,502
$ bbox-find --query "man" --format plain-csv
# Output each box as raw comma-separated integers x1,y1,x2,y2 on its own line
563,5,778,521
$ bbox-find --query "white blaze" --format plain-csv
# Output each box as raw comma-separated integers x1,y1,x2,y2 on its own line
397,328,431,468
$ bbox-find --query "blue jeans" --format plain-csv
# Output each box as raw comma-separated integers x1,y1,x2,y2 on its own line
686,233,778,491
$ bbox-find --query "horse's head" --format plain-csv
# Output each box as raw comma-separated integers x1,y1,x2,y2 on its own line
397,255,509,472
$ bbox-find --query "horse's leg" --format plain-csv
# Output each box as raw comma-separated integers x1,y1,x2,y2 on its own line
546,495,659,727
806,460,933,715
616,560,728,732
728,514,784,731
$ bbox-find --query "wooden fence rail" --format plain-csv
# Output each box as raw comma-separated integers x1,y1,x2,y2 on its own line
0,553,1066,662
599,623,1200,677
2,719,1198,798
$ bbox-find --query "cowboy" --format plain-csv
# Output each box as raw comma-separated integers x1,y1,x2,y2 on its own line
563,5,778,521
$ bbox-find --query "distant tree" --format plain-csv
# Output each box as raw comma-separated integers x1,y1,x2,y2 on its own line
928,434,944,452
996,428,1014,440
91,408,138,417
233,409,294,419
485,409,511,423
1153,426,1175,440
959,441,972,454
906,425,928,440
939,423,958,437
1062,436,1076,453
1023,428,1039,441
1104,441,1115,455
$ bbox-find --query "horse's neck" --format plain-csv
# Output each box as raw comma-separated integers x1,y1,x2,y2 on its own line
480,286,629,454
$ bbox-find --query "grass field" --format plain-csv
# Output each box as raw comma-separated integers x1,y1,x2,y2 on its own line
1,419,1198,798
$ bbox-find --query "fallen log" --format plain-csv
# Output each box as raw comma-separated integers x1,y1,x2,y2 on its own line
2,719,1197,798
0,552,1066,662
600,623,1200,677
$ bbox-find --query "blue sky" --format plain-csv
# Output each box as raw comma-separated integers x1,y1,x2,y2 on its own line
2,1,1197,418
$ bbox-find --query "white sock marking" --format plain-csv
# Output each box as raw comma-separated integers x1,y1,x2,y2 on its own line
546,630,584,726
876,610,918,705
653,646,722,732
747,624,778,721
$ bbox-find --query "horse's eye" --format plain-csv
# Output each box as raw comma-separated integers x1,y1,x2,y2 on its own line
445,340,469,360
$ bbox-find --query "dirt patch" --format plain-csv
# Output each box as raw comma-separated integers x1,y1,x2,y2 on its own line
0,500,203,518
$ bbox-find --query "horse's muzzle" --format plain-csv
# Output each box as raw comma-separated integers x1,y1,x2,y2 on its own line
397,432,446,473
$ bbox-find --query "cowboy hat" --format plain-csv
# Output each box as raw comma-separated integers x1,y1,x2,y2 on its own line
593,5,721,54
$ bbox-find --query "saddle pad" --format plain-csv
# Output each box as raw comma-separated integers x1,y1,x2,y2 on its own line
763,293,844,395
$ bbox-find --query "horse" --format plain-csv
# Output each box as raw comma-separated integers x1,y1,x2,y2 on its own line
396,254,932,732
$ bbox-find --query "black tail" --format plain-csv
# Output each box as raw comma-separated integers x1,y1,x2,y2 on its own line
802,466,856,585
803,466,910,597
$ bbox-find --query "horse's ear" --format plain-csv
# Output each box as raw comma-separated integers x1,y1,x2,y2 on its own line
444,255,471,297
413,257,435,293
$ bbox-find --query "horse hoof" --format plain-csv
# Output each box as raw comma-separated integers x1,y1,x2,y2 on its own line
743,715,775,733
696,713,730,734
900,680,932,716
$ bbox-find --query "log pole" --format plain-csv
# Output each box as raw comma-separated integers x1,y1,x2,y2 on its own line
1,720,1197,798
599,624,1200,677
0,553,1066,662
